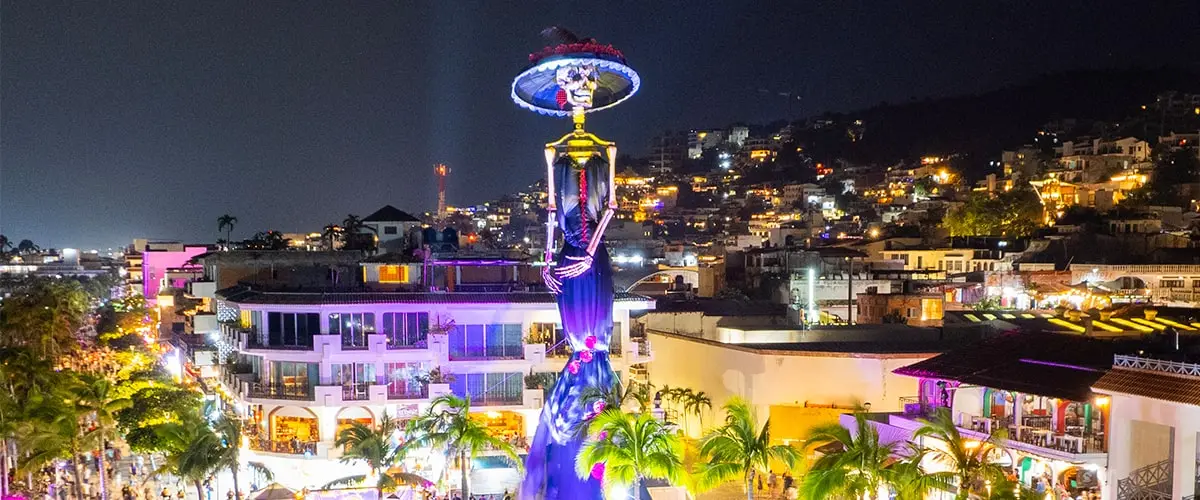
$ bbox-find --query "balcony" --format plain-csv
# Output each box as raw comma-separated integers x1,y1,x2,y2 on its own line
191,313,218,335
895,397,1106,459
247,382,314,402
386,382,429,400
247,436,317,456
341,382,371,401
386,338,429,350
186,279,216,299
341,335,370,351
246,337,314,351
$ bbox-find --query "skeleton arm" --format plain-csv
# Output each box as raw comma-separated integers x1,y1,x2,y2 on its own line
542,148,562,293
583,145,619,256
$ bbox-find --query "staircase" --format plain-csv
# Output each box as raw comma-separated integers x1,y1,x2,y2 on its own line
1117,460,1172,500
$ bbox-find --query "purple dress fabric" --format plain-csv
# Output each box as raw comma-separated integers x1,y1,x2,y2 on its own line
520,156,615,499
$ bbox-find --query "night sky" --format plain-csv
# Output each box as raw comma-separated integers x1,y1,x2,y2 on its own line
2,1,1198,249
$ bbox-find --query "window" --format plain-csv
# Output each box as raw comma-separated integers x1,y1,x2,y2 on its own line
384,226,398,235
1193,280,1200,289
329,313,375,348
330,363,376,385
449,372,523,405
269,361,317,397
916,256,924,269
266,312,319,347
1161,279,1185,288
379,265,407,283
384,362,426,398
382,312,429,348
447,324,524,360
920,298,944,321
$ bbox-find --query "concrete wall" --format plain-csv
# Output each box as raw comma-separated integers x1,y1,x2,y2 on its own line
645,331,930,438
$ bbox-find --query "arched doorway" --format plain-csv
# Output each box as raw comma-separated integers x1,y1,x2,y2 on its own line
267,406,319,455
336,406,376,441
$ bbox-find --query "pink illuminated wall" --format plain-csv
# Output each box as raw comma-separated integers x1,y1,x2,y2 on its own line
142,246,208,304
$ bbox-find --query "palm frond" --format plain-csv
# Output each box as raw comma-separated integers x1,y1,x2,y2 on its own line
321,474,367,490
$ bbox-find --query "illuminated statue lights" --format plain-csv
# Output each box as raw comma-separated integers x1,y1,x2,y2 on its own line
511,30,640,499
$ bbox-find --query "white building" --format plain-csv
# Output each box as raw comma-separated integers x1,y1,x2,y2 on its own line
212,276,654,491
1070,263,1200,306
362,205,422,252
1094,354,1200,499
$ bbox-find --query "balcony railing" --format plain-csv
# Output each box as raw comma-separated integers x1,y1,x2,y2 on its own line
898,396,939,417
1116,459,1172,500
448,348,527,362
471,394,525,407
342,336,369,351
386,383,429,400
247,436,317,456
386,338,429,350
247,382,314,401
960,413,1106,454
246,338,314,351
633,337,652,357
341,383,371,401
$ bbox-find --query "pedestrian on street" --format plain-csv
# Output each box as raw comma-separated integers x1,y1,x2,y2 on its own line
767,470,777,496
162,487,171,500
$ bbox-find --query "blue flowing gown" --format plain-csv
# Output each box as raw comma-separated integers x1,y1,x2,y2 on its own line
520,155,615,499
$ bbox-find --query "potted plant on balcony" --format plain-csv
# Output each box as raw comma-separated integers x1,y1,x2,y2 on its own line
415,367,454,398
524,371,557,398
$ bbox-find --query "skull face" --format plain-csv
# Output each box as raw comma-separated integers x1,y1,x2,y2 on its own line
555,64,598,109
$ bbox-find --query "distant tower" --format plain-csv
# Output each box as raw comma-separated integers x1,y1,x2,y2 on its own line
434,163,449,222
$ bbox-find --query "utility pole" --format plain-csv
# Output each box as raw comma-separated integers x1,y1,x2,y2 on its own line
847,256,854,324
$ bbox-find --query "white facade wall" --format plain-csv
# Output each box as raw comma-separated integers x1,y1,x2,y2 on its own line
1100,391,1200,499
645,331,927,430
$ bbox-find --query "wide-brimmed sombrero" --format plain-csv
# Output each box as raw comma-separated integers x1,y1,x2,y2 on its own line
511,41,640,117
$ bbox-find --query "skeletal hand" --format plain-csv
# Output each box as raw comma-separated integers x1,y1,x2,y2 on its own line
555,254,593,279
542,266,563,294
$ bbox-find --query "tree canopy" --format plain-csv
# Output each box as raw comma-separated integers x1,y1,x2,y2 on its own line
942,186,1043,237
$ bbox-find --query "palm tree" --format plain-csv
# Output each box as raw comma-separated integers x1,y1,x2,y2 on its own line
404,395,521,498
16,239,38,254
913,408,1010,500
1,350,78,497
325,412,427,498
322,224,342,250
342,214,378,252
217,214,238,245
682,391,712,435
799,411,905,500
694,398,799,500
581,378,651,416
214,413,273,500
575,409,686,500
71,374,132,500
155,414,224,500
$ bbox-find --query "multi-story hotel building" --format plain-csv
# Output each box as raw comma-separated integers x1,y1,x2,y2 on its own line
197,254,655,489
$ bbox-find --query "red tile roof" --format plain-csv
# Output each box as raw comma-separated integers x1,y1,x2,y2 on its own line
1093,368,1200,406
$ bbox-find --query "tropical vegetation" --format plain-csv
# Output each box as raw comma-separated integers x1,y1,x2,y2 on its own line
405,395,522,498
326,412,428,498
575,408,685,500
217,214,238,244
693,398,799,500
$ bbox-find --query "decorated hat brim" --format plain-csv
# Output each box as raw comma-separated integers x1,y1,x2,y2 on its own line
511,56,640,117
